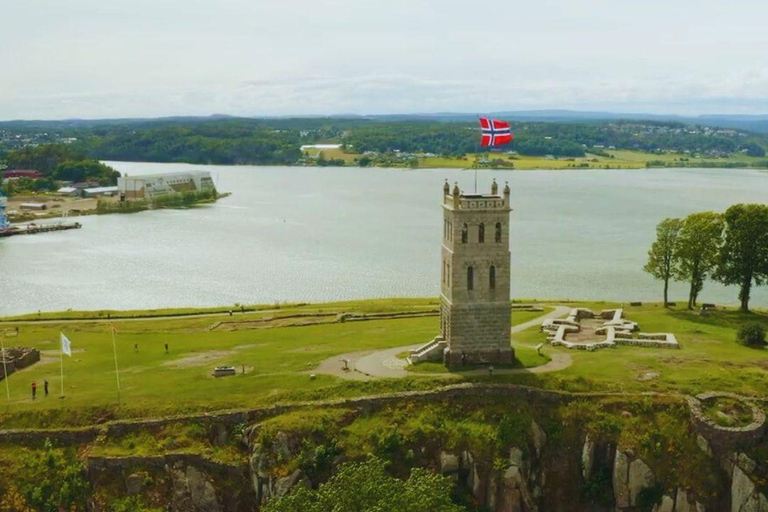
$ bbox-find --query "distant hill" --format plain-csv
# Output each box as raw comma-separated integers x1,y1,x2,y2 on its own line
4,110,768,135
3,112,768,167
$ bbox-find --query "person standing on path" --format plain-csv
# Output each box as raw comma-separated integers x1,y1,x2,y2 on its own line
31,381,37,400
44,379,49,397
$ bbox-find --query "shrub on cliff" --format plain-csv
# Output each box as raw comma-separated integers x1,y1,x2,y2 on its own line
264,455,463,512
18,439,88,512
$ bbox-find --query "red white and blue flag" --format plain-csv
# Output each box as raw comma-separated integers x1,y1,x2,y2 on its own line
479,117,514,147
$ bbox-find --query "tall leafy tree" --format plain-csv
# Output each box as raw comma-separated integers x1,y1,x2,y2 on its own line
715,203,768,312
643,217,683,306
675,212,724,310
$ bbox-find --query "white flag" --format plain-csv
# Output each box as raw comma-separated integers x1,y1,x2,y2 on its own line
60,333,72,357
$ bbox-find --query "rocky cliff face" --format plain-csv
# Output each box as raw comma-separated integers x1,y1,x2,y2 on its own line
238,396,768,512
26,390,763,511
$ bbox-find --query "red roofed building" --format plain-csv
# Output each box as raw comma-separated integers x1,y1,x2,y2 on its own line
2,170,43,179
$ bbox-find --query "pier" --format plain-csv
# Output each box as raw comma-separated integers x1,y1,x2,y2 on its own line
0,222,82,238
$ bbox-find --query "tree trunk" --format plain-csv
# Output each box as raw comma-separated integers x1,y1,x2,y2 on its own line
687,281,695,310
740,276,752,312
663,278,669,307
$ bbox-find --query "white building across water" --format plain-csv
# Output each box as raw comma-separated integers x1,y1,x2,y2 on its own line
117,170,215,200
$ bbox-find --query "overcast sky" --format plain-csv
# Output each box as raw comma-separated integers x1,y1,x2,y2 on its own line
2,0,768,120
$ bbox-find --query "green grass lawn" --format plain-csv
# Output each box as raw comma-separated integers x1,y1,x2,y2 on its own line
511,306,553,326
0,300,444,427
1,299,767,428
509,301,768,396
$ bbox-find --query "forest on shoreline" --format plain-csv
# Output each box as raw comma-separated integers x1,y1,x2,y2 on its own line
2,117,768,169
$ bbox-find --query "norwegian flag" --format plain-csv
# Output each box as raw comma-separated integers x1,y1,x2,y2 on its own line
479,117,514,147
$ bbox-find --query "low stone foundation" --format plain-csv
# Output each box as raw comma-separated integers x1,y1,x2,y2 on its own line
542,309,678,351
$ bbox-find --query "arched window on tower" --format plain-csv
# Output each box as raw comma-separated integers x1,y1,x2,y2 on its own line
462,223,468,244
495,222,502,243
467,266,474,291
478,223,485,243
489,265,496,290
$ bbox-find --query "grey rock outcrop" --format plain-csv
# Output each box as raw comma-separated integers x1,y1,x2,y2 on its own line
169,463,222,512
696,434,713,458
653,494,675,512
125,473,144,496
531,420,547,458
581,433,594,481
628,458,655,507
496,447,537,512
673,488,707,512
274,469,309,497
731,461,768,512
613,450,657,509
613,450,631,509
440,451,460,474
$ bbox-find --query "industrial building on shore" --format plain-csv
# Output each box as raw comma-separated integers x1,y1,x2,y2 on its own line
117,170,215,200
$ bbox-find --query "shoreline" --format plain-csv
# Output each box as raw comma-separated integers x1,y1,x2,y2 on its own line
6,192,231,224
0,298,745,323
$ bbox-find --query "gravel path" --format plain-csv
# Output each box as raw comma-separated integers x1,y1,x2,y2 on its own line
315,305,573,380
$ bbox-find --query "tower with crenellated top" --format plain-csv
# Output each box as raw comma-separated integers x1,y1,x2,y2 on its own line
438,178,513,366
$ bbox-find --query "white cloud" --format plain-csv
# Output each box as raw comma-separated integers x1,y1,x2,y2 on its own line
2,0,768,118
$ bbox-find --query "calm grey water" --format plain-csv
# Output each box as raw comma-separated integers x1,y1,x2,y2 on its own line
2,163,768,316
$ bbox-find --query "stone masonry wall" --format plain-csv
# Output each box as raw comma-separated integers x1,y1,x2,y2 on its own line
447,303,511,352
441,187,512,365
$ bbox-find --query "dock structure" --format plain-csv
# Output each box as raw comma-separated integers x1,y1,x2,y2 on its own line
0,189,8,230
0,221,82,238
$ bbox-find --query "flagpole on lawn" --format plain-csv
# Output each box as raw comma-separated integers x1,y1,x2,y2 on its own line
1,334,10,406
110,325,121,405
60,339,65,398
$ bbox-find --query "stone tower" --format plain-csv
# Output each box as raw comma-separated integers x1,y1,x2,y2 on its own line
439,179,513,366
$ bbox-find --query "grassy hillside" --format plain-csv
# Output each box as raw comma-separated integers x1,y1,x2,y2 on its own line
1,299,767,428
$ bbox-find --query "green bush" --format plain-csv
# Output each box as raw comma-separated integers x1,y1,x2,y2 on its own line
736,323,767,348
152,189,216,208
264,456,463,512
19,439,89,512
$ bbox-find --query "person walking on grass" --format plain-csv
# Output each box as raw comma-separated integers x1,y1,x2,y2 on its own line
44,379,49,397
31,381,37,400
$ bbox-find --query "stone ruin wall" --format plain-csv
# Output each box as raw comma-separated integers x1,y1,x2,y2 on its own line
0,347,40,380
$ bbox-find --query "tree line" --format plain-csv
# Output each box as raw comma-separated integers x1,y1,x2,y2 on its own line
1,144,120,196
644,204,768,311
3,118,766,167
